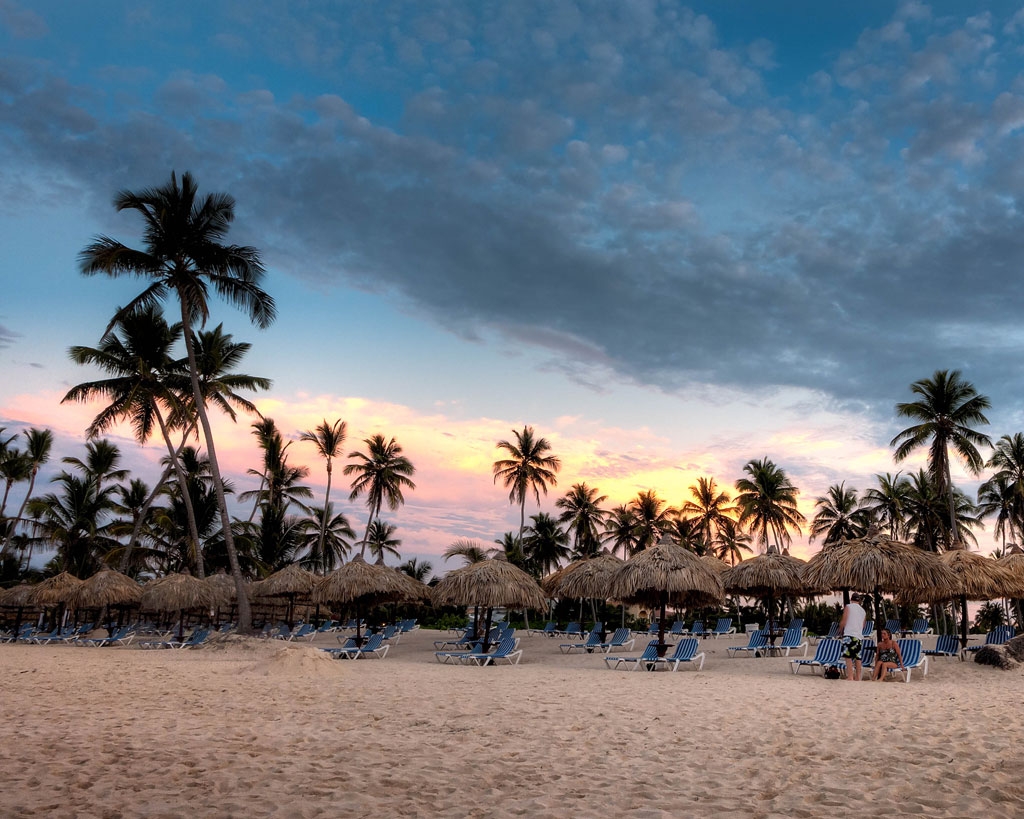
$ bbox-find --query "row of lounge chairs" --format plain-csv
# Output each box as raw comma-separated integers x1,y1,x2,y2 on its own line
604,638,706,671
790,638,929,682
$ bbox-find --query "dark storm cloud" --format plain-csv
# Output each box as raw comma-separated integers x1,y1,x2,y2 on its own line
4,2,1024,425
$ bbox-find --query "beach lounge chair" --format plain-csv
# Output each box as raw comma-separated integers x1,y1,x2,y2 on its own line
561,630,603,654
776,627,809,657
790,638,843,675
605,639,661,671
29,625,77,644
710,617,735,638
727,629,768,657
924,634,961,659
861,620,874,638
464,634,523,666
0,623,34,643
558,622,584,640
650,637,705,671
139,628,210,650
288,623,316,642
398,618,418,633
910,618,933,636
529,621,558,637
75,625,135,647
598,627,635,653
884,639,927,682
669,620,687,637
434,627,477,650
812,622,839,644
884,619,901,635
334,632,389,659
965,625,1015,652
689,621,706,638
380,624,402,643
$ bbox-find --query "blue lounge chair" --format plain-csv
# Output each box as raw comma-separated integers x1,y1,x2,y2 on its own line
884,619,901,635
727,629,768,657
861,639,877,672
791,638,843,675
605,639,661,671
139,628,210,650
813,622,839,644
464,635,523,666
29,625,77,644
75,625,135,647
924,634,961,659
558,622,584,640
777,627,809,657
650,637,705,671
0,623,34,643
786,618,804,633
965,625,1015,652
910,618,933,636
669,621,687,636
861,620,874,638
883,639,927,682
529,621,558,637
399,618,418,633
561,630,603,654
334,632,389,659
598,627,636,653
710,617,735,638
689,620,706,638
434,627,478,650
286,623,316,642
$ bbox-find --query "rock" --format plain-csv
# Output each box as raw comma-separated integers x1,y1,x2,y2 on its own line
1005,635,1024,663
973,645,1018,670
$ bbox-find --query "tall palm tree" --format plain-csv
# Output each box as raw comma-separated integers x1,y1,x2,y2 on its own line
0,427,53,558
299,418,347,568
714,518,753,566
364,520,401,565
809,482,869,545
665,516,706,553
0,447,30,523
603,503,639,558
679,476,738,552
891,369,991,546
344,434,416,557
734,457,805,553
297,503,354,574
984,432,1024,543
630,489,674,551
903,468,980,551
555,482,607,559
80,171,275,632
399,557,432,582
862,472,911,540
976,475,1016,550
492,426,561,544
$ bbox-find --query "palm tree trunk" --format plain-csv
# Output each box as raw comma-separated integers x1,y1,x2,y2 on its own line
154,410,205,578
0,480,13,519
318,459,332,560
180,303,251,632
1,469,38,556
360,508,376,560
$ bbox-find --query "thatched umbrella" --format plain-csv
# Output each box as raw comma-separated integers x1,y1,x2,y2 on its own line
68,570,143,633
900,546,1020,653
700,555,731,574
315,556,429,645
253,564,318,628
205,572,237,612
608,541,724,656
0,583,37,642
140,573,216,641
722,552,811,651
432,556,548,653
545,551,624,637
998,548,1024,627
801,531,958,640
27,572,84,606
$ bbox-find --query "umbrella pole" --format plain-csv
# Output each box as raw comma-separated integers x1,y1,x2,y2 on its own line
960,594,968,659
482,606,494,654
767,591,776,651
657,591,668,657
356,602,364,647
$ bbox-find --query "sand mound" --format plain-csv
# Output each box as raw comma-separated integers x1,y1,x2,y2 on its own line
244,643,342,677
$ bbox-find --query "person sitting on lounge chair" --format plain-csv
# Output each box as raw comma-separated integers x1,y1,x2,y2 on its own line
871,628,904,681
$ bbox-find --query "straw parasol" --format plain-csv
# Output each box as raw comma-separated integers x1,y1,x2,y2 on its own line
315,555,429,644
141,573,216,641
608,540,724,656
27,572,84,606
545,551,624,637
0,583,37,642
801,529,958,639
68,570,143,610
253,564,318,628
721,552,810,650
205,572,237,610
901,546,1020,653
432,555,548,653
700,555,731,574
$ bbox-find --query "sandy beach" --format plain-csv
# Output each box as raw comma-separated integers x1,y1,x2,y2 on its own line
2,628,1022,818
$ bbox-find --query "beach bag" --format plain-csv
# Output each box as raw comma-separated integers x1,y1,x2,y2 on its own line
823,666,841,680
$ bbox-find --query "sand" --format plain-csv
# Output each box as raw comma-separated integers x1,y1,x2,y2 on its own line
1,628,1022,818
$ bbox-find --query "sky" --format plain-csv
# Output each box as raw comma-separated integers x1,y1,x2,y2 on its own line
3,1,1024,575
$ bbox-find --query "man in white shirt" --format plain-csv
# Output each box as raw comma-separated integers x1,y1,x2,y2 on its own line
839,593,867,681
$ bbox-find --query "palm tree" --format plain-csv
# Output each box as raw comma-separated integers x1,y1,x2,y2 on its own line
665,516,706,553
80,171,275,632
0,447,30,523
399,557,433,582
809,482,869,545
522,512,571,577
299,418,347,568
28,472,120,576
344,434,416,557
297,503,354,574
492,426,561,544
891,369,991,546
443,538,489,565
734,457,805,553
630,489,674,551
984,432,1024,543
0,427,53,558
679,476,738,552
493,532,527,568
364,520,402,564
603,504,639,558
555,482,607,559
714,518,753,566
862,472,911,540
976,475,1017,550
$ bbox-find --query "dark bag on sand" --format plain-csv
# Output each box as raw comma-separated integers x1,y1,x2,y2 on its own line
823,666,841,680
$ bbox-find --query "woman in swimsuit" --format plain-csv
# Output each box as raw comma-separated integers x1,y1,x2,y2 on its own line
872,628,904,681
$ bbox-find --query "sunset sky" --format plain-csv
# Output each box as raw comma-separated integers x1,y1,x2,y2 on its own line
4,1,1024,573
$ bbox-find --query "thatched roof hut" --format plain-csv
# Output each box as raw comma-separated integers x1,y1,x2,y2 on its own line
0,583,36,608
546,551,624,600
204,573,237,609
700,555,732,574
140,573,215,613
722,552,811,647
254,563,318,599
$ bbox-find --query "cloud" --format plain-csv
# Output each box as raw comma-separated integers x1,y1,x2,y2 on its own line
0,0,48,39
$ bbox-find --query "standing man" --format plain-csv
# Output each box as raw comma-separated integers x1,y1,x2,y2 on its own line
839,592,866,681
